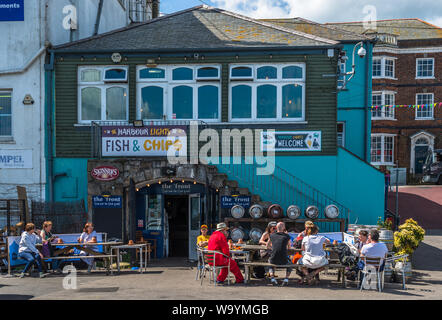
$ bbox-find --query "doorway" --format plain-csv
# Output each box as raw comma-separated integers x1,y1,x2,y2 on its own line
165,195,189,257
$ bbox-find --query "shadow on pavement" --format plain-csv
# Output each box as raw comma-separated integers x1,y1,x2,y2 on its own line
0,294,34,300
412,242,442,272
75,287,119,293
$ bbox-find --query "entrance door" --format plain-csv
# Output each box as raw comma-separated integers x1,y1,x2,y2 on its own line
415,146,429,174
165,195,189,258
188,193,200,261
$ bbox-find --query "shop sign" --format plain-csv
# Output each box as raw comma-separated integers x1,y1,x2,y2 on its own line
91,166,119,181
161,182,192,194
260,131,322,152
221,196,251,209
101,125,187,157
92,195,122,208
0,0,24,21
0,149,32,168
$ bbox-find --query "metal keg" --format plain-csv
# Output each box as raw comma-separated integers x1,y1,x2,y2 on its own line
324,204,340,219
286,205,301,220
267,204,283,219
249,204,264,219
249,228,263,242
230,205,245,219
305,205,319,219
230,226,248,242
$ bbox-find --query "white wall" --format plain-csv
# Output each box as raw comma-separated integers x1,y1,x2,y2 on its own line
0,0,131,201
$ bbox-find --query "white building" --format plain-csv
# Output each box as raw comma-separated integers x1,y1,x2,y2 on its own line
0,0,156,201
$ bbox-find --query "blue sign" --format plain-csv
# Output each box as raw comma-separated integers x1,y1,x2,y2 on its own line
0,0,24,21
221,196,251,209
92,196,122,209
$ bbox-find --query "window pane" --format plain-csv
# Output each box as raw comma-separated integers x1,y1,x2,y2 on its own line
141,86,163,119
282,84,302,118
0,116,11,136
140,68,165,79
106,87,127,120
198,85,218,119
173,85,193,119
371,94,382,118
371,136,382,163
282,66,302,79
416,94,434,118
0,93,11,136
81,69,101,82
104,69,126,80
417,59,433,77
372,59,381,77
81,87,101,121
384,136,393,163
197,67,218,78
257,66,277,80
231,67,252,78
257,85,277,118
385,60,394,77
172,67,193,81
232,85,251,118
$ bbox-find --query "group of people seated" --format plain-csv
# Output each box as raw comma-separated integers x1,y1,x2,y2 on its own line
16,221,99,278
196,220,389,286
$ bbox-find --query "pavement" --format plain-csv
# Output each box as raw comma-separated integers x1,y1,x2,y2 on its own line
1,231,441,300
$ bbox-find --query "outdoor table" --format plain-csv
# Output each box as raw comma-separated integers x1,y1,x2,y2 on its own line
111,243,148,274
230,249,250,262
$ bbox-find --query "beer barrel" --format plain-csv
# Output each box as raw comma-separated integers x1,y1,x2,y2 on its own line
286,205,301,220
305,205,319,219
230,226,248,242
324,204,340,219
230,205,245,219
249,204,264,219
267,204,283,219
249,228,263,242
379,229,394,251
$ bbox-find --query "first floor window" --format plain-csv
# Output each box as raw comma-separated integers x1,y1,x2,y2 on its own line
371,134,394,164
416,58,434,78
372,57,395,79
371,92,395,119
198,85,219,119
141,86,164,119
416,93,434,119
0,91,12,136
257,85,277,118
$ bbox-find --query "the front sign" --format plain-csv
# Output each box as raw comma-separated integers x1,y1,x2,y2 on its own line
261,131,322,152
101,126,187,157
0,149,32,168
221,196,252,209
0,0,24,21
92,195,122,209
91,166,120,181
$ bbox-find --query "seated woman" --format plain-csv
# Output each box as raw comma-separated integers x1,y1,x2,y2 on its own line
259,221,277,259
39,221,61,273
298,223,330,285
17,223,46,278
196,225,210,248
77,222,98,273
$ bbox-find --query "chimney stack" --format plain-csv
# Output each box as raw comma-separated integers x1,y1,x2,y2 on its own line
152,0,160,19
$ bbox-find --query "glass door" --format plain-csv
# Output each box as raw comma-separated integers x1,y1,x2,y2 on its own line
188,193,200,261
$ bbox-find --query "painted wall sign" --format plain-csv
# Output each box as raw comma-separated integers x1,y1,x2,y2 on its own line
92,195,123,208
101,125,187,157
261,131,322,152
0,149,32,168
91,166,120,181
221,196,252,209
0,0,24,21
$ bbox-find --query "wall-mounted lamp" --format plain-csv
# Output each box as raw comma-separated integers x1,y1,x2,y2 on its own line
133,120,144,127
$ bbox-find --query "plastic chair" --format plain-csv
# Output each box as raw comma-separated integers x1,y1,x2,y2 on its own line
200,249,231,286
385,254,409,290
358,256,384,292
195,247,208,280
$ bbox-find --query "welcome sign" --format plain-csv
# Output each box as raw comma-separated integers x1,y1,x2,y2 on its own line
101,126,187,157
260,131,322,152
0,0,24,21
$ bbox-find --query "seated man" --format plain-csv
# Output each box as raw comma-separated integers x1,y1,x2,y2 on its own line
358,229,388,284
268,222,293,286
196,225,210,248
207,223,244,284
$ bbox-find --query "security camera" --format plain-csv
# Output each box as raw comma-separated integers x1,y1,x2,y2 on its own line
357,47,367,58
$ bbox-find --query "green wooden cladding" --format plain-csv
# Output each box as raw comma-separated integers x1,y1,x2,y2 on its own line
53,53,338,158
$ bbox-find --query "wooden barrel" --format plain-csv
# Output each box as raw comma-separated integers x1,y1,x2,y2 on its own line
305,205,319,220
249,228,263,242
286,205,301,220
230,226,248,242
230,205,245,219
249,204,264,219
379,229,394,251
324,204,340,219
267,204,283,219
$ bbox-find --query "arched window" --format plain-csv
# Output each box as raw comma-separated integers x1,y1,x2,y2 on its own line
141,86,164,119
172,67,193,81
232,85,252,118
282,65,303,79
257,66,277,80
139,68,165,79
416,137,429,145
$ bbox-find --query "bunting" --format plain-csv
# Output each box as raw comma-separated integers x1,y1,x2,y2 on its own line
371,102,442,109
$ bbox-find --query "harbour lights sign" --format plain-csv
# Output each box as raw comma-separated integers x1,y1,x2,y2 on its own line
91,166,120,181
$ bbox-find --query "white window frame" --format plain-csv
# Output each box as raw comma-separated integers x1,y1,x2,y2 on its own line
372,56,396,80
415,93,434,120
136,65,222,122
371,91,396,120
0,90,13,138
416,58,435,79
230,65,254,80
229,63,306,122
371,133,395,165
78,66,129,124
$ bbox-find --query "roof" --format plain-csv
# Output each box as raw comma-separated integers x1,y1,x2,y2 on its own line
325,19,442,40
261,17,373,42
53,5,339,53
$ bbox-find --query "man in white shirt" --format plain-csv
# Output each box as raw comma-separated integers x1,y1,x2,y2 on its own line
358,229,388,285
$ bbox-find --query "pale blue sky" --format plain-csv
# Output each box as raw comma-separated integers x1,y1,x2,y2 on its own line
160,0,442,27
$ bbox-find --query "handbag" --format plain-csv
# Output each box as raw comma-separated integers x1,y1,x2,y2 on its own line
302,252,328,269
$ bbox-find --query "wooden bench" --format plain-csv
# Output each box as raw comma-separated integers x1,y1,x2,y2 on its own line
42,255,117,274
239,261,346,287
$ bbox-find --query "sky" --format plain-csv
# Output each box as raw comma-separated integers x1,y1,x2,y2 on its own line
160,0,442,28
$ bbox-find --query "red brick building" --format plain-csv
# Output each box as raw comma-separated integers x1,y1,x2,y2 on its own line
327,19,442,183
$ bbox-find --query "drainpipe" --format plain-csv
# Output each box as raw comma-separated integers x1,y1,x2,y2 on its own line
364,40,370,162
44,50,55,202
93,0,104,36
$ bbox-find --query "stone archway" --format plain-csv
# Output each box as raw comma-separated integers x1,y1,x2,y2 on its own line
410,131,435,175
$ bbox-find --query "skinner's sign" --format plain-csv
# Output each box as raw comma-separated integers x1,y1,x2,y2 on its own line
260,131,322,152
101,126,187,157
